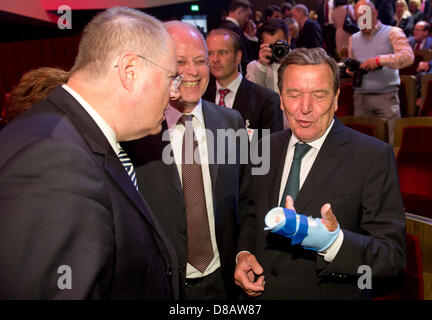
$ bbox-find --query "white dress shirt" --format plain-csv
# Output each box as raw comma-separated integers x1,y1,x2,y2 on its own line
278,119,344,262
164,100,221,278
62,84,121,154
215,73,243,109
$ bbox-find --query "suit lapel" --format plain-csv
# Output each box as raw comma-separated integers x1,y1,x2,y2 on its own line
232,78,249,119
202,101,221,195
294,118,351,214
270,130,292,208
48,86,159,230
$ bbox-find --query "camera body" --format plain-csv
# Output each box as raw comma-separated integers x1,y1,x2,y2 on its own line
268,40,290,63
342,58,383,88
343,58,368,88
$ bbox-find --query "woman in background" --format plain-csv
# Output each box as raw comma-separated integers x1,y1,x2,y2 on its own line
332,0,355,59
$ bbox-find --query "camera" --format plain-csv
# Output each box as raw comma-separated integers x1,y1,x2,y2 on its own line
342,58,382,88
268,40,290,63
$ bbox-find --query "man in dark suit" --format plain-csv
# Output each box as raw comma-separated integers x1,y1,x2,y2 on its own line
235,48,406,299
221,0,254,74
408,21,432,95
292,4,323,49
0,7,179,299
203,28,283,139
124,21,248,300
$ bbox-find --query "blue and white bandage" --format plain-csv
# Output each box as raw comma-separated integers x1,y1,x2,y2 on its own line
264,207,340,252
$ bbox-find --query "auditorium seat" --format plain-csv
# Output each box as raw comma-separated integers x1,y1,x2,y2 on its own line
400,50,432,75
419,74,432,116
399,75,416,117
339,116,388,142
394,117,432,218
373,233,424,300
336,82,354,117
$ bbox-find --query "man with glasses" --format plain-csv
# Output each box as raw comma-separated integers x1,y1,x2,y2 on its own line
408,21,432,96
0,8,179,299
124,21,248,300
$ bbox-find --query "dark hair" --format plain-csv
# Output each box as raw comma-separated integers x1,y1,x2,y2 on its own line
228,0,252,12
334,0,348,7
207,28,241,52
281,3,293,11
278,48,340,94
264,4,281,20
258,19,289,41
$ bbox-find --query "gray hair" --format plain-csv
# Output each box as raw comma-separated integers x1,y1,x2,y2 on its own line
71,7,168,78
293,4,309,17
278,47,340,94
164,20,208,54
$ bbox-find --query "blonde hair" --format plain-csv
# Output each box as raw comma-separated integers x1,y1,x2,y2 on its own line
409,0,421,10
71,7,168,78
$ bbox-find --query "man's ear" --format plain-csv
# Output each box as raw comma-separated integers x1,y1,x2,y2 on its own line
333,88,340,113
235,50,242,66
117,54,139,93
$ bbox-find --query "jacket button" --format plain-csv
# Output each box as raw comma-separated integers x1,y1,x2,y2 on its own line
271,268,279,277
166,268,172,276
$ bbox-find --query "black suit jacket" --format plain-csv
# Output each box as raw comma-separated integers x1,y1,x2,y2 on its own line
124,100,249,299
220,20,253,74
239,118,406,299
296,19,323,49
0,87,178,299
203,77,283,136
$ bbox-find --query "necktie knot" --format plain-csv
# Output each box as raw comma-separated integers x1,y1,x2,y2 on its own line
218,88,230,106
179,114,193,126
293,142,312,161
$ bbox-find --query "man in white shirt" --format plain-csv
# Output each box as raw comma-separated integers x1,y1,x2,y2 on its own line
235,48,406,299
0,7,180,299
125,21,248,300
203,28,283,139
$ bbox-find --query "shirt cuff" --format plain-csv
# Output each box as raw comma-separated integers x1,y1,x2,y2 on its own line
257,61,268,72
318,230,344,263
236,250,251,264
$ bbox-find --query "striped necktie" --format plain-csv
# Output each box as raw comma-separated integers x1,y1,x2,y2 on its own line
218,88,230,107
118,147,138,191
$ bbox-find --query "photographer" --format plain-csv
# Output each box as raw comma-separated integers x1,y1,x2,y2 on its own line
246,19,291,128
246,19,291,94
348,0,413,144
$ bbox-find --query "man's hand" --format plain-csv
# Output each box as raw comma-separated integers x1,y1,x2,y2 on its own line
234,252,265,297
285,195,338,232
360,57,380,72
258,43,272,66
417,61,430,73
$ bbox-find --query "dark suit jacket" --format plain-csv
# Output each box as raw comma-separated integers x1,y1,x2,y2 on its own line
296,19,323,49
375,0,396,25
123,100,249,299
203,77,283,136
409,36,432,72
238,118,406,299
220,19,253,74
0,86,178,299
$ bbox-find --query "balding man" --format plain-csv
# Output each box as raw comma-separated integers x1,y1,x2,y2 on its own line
348,0,414,144
0,7,179,299
124,21,248,300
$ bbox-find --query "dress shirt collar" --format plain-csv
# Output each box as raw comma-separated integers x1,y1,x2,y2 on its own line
61,84,120,154
216,72,243,96
165,99,205,129
225,16,240,27
288,118,335,151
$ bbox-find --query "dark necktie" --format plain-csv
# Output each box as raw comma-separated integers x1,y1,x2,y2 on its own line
279,142,312,206
118,147,138,191
218,88,230,107
179,114,214,273
415,41,421,50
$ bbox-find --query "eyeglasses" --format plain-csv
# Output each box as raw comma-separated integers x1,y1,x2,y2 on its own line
115,54,183,92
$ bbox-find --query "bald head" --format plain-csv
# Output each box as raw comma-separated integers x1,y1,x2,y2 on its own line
354,0,378,34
